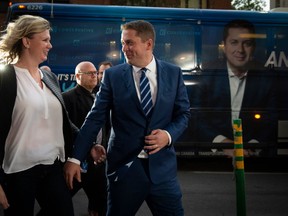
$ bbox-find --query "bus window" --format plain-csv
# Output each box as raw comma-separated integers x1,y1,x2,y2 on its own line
201,23,224,69
273,27,288,121
153,22,196,70
49,19,122,67
46,18,123,91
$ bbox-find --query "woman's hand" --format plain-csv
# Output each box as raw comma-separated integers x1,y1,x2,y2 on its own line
0,184,9,209
90,144,106,165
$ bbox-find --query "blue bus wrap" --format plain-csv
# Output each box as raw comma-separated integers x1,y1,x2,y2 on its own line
4,3,288,158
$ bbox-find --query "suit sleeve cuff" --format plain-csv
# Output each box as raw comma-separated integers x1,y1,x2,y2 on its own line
67,157,81,165
163,130,172,146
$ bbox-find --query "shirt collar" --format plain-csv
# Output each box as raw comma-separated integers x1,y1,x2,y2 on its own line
132,56,156,73
38,69,44,79
227,62,247,79
77,84,93,95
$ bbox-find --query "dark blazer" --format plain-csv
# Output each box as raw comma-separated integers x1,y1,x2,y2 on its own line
62,85,95,129
72,59,191,184
0,65,77,184
191,61,278,149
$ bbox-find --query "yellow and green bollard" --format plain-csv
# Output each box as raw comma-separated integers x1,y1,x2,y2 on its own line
233,119,246,216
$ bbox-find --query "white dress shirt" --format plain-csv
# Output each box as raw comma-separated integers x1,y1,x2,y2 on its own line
213,64,247,143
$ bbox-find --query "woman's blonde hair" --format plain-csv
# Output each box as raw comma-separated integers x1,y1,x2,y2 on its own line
0,15,51,64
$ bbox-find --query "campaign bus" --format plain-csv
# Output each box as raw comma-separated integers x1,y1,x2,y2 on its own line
3,3,288,158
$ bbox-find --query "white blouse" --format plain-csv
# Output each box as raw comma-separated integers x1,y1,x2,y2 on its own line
3,65,65,174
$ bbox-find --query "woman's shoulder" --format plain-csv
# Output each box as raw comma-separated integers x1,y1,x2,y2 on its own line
0,64,16,89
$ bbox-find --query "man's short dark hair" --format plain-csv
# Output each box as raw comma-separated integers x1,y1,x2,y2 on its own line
223,19,256,45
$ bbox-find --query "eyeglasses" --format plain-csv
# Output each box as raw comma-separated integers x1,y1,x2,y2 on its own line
78,71,97,76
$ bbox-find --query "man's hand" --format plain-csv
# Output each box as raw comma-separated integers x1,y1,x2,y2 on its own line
0,185,9,209
64,161,81,190
90,144,106,165
144,129,169,154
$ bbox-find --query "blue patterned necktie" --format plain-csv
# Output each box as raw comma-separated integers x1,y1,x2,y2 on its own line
139,68,153,116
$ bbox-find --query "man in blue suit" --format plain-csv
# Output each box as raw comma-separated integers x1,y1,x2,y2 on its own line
192,19,278,157
64,20,190,215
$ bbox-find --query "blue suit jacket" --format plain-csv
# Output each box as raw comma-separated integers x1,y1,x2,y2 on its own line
73,59,190,184
191,62,278,149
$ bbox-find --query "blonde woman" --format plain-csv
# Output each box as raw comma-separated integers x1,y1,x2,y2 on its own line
0,15,76,215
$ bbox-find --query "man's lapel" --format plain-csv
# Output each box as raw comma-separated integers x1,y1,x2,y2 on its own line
153,60,166,113
122,64,145,113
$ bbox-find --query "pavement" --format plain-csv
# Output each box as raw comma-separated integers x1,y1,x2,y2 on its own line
67,171,288,216
0,157,287,215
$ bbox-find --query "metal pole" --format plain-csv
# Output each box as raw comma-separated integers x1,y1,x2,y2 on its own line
233,119,247,216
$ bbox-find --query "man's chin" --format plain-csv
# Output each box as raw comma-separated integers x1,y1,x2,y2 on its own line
125,57,131,63
125,59,133,65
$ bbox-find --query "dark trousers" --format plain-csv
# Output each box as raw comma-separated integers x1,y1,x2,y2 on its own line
71,162,107,215
4,160,74,216
107,158,184,216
